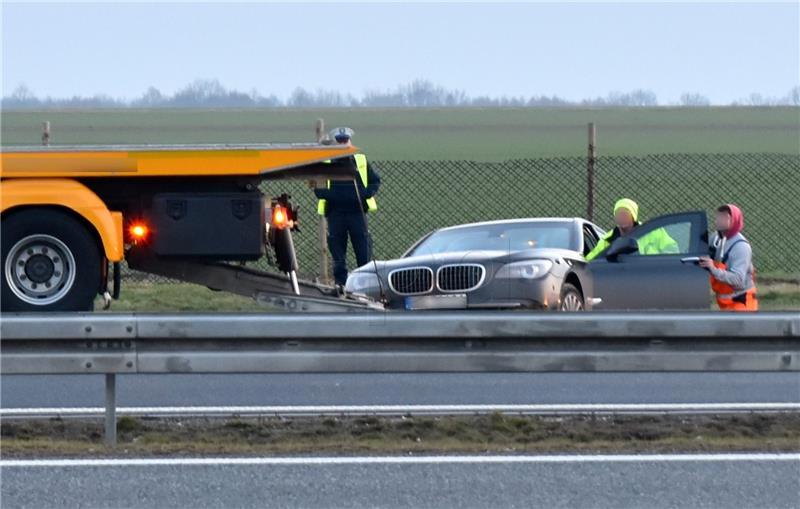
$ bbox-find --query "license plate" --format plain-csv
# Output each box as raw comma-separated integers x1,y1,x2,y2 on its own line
404,294,467,310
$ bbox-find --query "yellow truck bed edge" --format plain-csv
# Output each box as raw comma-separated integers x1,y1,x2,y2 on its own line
0,143,359,178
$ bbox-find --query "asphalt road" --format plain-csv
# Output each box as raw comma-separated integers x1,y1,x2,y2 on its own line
2,455,798,509
3,374,798,509
2,373,799,409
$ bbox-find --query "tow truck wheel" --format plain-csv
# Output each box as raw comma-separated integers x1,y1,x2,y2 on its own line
558,283,585,312
1,209,101,312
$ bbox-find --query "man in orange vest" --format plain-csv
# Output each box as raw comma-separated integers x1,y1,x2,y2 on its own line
698,204,758,311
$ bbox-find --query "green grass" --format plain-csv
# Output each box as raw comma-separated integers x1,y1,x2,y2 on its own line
101,282,799,312
3,413,798,457
5,108,796,272
273,153,799,274
3,107,799,160
96,282,266,312
759,283,800,309
5,107,798,297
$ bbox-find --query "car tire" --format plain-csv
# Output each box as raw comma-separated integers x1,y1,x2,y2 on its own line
1,209,102,312
558,283,585,312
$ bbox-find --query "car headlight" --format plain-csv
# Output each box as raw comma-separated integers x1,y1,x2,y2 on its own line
495,260,553,280
345,271,381,293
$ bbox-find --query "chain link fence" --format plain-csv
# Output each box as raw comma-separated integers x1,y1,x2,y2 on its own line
124,152,799,282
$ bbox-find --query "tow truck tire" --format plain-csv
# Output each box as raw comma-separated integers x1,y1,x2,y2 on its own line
558,283,585,312
1,209,102,312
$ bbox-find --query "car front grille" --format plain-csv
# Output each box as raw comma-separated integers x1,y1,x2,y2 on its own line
389,267,434,295
437,264,485,292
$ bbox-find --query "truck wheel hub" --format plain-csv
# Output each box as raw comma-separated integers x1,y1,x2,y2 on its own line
25,254,55,283
5,235,76,305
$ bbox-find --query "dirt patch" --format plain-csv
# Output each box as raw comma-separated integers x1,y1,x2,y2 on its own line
2,413,798,458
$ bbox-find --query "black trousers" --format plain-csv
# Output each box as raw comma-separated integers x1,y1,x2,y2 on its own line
326,212,371,285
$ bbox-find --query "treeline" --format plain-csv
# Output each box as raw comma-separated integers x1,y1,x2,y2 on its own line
3,79,799,109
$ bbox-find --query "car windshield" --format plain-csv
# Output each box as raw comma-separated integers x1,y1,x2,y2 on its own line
407,222,575,256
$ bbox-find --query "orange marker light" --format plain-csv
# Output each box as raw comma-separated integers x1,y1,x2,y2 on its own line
129,224,149,240
272,206,288,228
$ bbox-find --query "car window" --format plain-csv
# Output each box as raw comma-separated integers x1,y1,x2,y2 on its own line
628,220,691,256
582,226,598,256
408,223,575,256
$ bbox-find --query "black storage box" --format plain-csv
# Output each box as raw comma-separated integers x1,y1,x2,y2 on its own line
151,192,265,259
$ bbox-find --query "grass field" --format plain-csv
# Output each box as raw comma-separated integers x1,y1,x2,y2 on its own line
4,107,799,310
101,282,799,312
2,107,799,160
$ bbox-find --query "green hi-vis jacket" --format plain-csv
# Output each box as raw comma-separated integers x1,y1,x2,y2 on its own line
316,154,378,215
586,226,679,261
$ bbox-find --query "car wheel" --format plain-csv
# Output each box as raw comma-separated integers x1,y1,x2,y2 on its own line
2,209,102,312
559,283,584,312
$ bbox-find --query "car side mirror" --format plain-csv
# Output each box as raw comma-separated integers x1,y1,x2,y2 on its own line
605,236,638,261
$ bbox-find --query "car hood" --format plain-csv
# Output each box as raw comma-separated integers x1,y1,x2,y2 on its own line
352,248,583,273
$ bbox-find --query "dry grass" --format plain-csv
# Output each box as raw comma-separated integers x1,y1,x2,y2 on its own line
3,413,798,458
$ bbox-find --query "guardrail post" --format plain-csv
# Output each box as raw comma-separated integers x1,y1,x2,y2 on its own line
105,373,117,447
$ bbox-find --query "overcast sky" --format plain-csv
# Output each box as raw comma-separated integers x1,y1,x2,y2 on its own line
2,1,798,104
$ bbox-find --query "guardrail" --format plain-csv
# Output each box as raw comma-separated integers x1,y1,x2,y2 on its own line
4,403,800,420
2,311,799,445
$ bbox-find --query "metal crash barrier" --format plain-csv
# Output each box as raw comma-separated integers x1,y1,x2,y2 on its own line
2,311,799,445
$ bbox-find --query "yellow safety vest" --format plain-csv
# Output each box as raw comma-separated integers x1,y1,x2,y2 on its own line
317,153,378,215
586,226,679,261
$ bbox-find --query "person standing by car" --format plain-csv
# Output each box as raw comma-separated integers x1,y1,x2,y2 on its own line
315,127,381,287
585,198,678,261
698,204,758,311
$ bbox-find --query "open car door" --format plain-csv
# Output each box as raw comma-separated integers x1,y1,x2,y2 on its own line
587,211,710,310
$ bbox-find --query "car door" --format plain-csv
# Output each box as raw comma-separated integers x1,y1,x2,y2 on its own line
587,211,710,310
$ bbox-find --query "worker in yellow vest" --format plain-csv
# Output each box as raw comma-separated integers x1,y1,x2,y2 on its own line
586,198,679,261
315,127,381,286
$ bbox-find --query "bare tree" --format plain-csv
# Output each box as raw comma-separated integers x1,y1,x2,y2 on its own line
679,93,711,106
133,86,165,107
789,86,800,106
5,78,794,109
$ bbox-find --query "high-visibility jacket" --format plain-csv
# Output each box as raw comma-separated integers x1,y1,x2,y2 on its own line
710,239,758,311
586,226,679,261
317,154,377,215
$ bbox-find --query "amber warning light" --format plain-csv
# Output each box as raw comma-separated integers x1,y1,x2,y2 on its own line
128,223,149,241
269,194,299,231
272,205,289,228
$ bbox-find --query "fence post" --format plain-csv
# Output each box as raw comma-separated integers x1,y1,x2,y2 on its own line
586,122,596,222
105,373,117,447
315,119,331,284
41,121,50,146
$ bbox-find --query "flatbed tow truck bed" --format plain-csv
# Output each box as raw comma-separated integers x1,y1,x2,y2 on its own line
0,143,382,312
1,143,361,178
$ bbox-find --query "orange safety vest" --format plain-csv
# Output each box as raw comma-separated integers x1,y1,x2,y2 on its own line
709,240,758,312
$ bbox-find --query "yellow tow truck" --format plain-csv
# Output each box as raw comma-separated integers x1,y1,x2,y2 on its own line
0,143,379,312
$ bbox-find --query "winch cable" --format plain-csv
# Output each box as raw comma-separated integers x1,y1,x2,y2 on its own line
351,175,387,303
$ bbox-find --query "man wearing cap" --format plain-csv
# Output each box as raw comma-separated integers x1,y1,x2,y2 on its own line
586,198,678,261
315,128,381,286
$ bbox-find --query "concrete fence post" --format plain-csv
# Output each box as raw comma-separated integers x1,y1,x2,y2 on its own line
586,122,596,222
315,119,331,284
41,121,50,146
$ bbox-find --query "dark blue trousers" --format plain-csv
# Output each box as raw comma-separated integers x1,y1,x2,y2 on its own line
327,212,372,285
